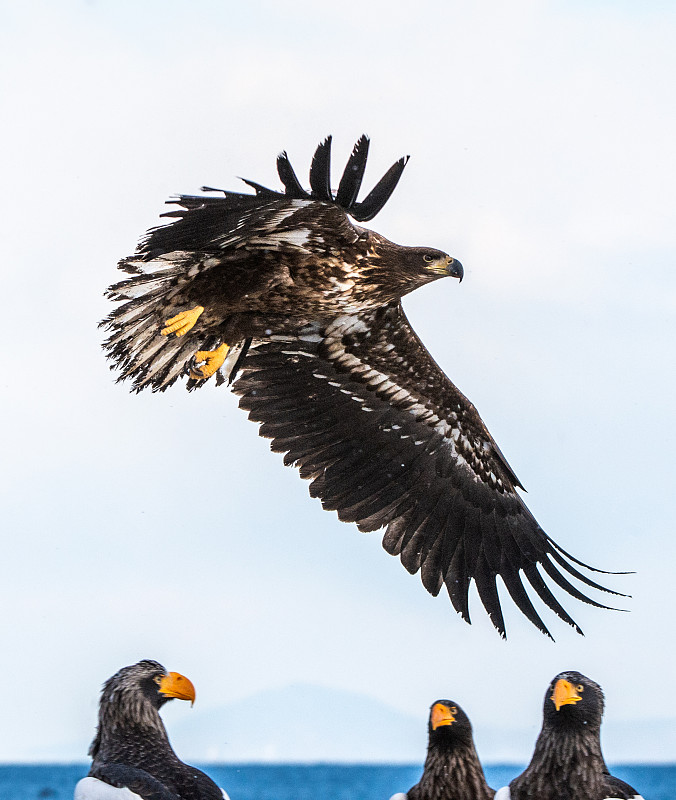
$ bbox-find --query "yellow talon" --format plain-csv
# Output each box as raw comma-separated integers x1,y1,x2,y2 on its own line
161,306,204,337
190,343,230,380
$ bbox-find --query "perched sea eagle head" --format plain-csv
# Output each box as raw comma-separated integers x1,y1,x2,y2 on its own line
544,671,604,731
89,659,195,756
427,699,475,748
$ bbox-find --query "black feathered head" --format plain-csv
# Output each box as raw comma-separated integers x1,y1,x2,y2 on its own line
89,659,196,757
543,671,605,731
427,699,475,748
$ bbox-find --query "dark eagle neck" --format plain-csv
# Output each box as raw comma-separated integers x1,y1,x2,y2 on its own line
510,725,608,800
91,705,179,770
410,741,494,800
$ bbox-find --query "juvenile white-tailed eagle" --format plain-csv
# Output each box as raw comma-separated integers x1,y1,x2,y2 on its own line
102,135,622,638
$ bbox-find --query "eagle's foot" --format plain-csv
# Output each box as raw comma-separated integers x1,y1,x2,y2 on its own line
190,343,230,380
161,306,204,337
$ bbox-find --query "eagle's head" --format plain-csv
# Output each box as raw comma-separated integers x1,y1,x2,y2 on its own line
543,671,605,732
95,660,196,736
427,700,475,749
398,247,464,282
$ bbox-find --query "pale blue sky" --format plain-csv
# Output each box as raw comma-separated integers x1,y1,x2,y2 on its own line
1,0,674,762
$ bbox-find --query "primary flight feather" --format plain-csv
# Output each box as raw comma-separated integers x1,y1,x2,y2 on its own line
102,135,623,638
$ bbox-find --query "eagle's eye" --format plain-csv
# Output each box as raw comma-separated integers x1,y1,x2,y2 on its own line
423,254,434,263
577,684,584,693
153,675,163,685
451,707,457,714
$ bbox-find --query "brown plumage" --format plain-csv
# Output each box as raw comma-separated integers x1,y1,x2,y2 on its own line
101,135,624,637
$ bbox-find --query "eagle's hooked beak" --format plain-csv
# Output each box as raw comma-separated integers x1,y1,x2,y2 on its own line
431,703,456,730
447,257,464,282
426,256,464,281
550,679,582,712
158,672,196,707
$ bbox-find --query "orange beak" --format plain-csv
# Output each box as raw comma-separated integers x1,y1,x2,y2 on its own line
431,703,455,730
550,679,581,712
158,671,196,707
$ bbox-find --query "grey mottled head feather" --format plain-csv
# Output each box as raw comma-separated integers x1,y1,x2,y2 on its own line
88,660,170,758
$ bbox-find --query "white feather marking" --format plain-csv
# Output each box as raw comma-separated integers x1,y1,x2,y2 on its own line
268,207,301,225
74,777,143,800
279,349,317,358
270,333,323,343
249,228,313,249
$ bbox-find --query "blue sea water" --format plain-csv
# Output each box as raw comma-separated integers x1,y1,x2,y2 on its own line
0,763,673,799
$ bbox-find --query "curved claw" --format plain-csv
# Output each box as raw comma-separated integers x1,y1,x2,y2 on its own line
190,342,230,380
161,306,204,337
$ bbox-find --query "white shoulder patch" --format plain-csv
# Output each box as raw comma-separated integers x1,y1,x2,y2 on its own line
389,793,408,800
494,787,511,800
249,228,313,249
602,796,643,800
221,789,231,800
74,777,143,800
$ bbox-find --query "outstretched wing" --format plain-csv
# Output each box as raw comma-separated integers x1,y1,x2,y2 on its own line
233,302,623,638
133,193,360,262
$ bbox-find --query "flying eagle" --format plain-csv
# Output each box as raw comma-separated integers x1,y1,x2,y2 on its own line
74,659,229,800
102,135,622,638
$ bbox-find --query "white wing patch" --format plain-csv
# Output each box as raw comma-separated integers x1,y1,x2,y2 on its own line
74,778,143,800
602,796,643,800
319,318,474,464
493,788,511,800
246,228,314,250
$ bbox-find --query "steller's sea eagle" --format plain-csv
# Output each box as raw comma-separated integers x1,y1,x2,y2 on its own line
74,659,229,800
390,700,494,800
101,135,624,638
494,672,644,800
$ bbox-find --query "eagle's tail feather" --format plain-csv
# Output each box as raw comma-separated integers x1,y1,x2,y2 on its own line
101,255,219,392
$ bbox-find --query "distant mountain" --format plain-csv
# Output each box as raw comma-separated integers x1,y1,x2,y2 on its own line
169,684,424,762
168,683,676,764
15,684,675,763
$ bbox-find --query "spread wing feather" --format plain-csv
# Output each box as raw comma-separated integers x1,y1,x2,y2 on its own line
351,155,410,221
309,136,333,201
335,135,370,209
234,303,623,638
